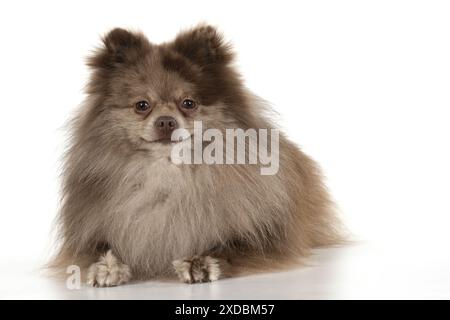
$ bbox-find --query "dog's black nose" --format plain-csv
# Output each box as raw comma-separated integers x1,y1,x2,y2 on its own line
154,116,178,135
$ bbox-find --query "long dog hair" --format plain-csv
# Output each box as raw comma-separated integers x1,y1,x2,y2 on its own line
49,25,342,284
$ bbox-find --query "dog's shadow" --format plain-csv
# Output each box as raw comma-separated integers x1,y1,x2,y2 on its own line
41,243,361,299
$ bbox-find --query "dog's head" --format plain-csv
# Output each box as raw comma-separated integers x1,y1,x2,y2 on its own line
83,25,254,154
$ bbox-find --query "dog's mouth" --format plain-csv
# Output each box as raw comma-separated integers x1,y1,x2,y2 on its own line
140,134,193,145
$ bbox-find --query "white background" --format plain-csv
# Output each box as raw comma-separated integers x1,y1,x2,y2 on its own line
0,0,449,299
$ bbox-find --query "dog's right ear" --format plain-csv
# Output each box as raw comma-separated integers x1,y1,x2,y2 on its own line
87,28,151,69
171,25,233,67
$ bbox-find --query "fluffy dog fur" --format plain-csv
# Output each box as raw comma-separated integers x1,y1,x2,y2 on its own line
50,25,342,286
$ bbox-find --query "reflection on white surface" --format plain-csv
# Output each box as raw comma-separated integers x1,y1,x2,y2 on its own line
1,242,449,299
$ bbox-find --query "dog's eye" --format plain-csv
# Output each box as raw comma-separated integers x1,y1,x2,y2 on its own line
135,100,150,113
181,98,196,110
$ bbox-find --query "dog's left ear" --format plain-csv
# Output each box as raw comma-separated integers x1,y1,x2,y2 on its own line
171,25,233,67
88,28,151,69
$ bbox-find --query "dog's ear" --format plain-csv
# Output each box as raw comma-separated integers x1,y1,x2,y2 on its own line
171,25,233,67
88,28,151,69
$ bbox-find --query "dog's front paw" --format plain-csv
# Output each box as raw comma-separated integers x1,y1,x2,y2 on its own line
173,255,222,284
87,250,132,287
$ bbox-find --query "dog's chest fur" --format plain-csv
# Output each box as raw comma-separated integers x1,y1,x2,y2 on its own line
103,156,223,276
96,149,290,277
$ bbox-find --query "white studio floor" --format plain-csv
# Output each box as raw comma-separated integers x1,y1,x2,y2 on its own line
1,242,449,299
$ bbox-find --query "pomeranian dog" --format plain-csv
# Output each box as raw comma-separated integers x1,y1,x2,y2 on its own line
51,25,341,287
